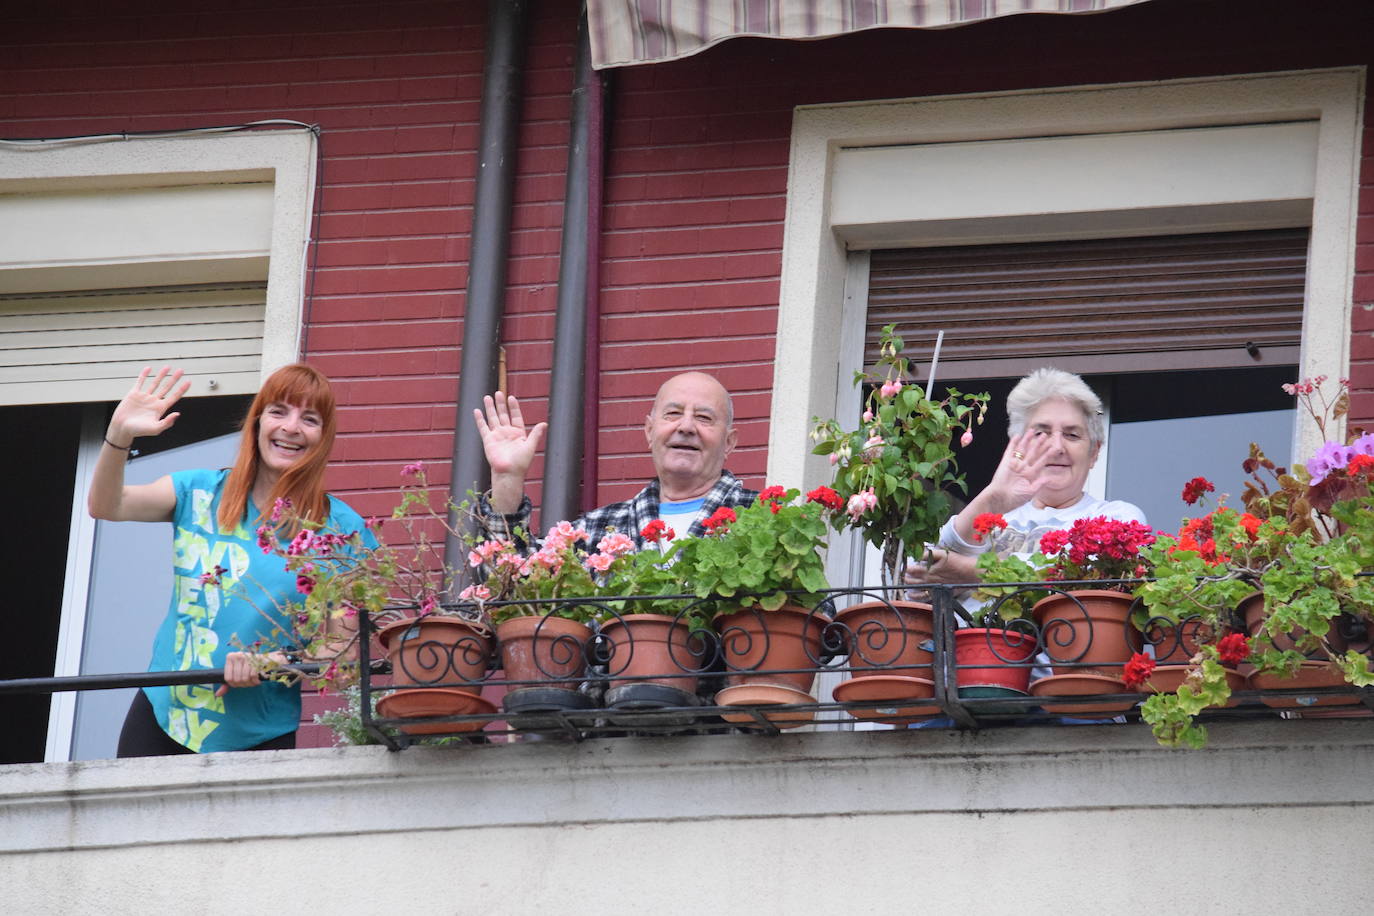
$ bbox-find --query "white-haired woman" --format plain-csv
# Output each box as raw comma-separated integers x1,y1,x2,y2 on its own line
907,367,1146,585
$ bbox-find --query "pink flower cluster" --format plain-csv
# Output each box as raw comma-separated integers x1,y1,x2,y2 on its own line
879,378,903,399
468,538,515,568
585,531,635,573
846,488,877,521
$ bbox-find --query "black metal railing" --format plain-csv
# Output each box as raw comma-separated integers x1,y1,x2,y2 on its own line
7,579,1371,752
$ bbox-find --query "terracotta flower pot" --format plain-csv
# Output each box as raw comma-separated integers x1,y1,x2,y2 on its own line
834,600,934,677
597,614,703,695
954,627,1037,693
1239,591,1347,658
715,604,831,693
1140,614,1223,666
1032,589,1142,677
1145,664,1247,707
377,615,493,689
375,616,495,735
496,614,593,686
1248,661,1361,709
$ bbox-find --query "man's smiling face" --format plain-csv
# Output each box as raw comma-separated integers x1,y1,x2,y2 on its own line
644,372,737,501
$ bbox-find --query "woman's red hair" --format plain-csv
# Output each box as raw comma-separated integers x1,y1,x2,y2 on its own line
217,363,338,533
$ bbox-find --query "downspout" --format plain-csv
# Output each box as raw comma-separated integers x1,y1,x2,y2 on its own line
540,6,603,527
445,0,529,573
580,30,607,516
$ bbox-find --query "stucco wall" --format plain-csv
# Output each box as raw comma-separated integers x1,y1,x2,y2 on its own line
5,719,1372,914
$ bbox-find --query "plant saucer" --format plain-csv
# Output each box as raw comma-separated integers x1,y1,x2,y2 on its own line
376,687,495,735
833,675,940,724
716,682,816,729
1029,673,1137,715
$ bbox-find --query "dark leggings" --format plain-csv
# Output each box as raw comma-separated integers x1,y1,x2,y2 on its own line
116,690,296,757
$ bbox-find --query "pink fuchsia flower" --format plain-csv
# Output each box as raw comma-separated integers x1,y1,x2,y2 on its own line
585,552,614,573
846,489,877,521
459,584,491,601
960,429,974,448
879,379,902,399
597,532,636,558
829,452,841,466
1121,652,1156,690
401,461,425,477
862,409,874,422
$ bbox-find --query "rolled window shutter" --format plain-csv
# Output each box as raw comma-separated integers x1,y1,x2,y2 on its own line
865,229,1308,379
0,283,267,405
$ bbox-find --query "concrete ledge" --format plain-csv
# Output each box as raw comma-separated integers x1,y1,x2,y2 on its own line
5,718,1372,854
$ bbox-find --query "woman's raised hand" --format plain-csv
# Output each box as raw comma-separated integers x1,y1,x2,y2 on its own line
107,366,191,447
987,428,1055,510
473,391,546,479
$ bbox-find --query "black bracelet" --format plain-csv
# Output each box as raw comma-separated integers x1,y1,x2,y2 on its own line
103,436,132,451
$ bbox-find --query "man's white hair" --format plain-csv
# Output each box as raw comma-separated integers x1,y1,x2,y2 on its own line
1006,367,1105,448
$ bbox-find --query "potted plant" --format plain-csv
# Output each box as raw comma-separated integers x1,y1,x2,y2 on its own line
589,521,713,722
810,325,989,716
252,462,497,736
969,514,1155,714
671,486,838,727
465,521,603,724
956,543,1045,714
1134,377,1374,748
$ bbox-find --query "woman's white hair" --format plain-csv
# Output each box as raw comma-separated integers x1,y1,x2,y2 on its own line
1006,367,1105,448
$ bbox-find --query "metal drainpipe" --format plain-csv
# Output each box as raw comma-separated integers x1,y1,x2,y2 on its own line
444,0,529,574
580,25,607,516
540,6,603,528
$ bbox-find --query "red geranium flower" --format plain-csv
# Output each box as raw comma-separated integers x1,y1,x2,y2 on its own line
758,485,787,514
1181,476,1215,506
703,506,737,532
806,485,844,511
641,519,675,543
971,512,1008,543
1238,512,1262,541
1122,652,1156,690
1348,454,1374,477
1215,632,1251,666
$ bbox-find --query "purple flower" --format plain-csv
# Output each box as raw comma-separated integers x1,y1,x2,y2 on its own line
1306,440,1355,484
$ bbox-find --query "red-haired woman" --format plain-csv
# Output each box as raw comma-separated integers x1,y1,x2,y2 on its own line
89,364,372,756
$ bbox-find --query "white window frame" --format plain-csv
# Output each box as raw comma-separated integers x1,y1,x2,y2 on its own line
14,128,318,760
0,128,318,379
768,68,1366,493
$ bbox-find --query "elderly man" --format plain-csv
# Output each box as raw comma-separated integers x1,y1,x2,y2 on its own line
474,371,758,545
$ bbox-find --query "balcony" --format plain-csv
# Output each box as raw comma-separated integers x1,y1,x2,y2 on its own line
4,580,1373,913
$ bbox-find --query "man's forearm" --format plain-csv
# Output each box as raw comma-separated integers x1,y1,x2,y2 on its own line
488,470,526,515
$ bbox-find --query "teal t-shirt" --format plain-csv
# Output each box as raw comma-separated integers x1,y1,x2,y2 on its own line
144,467,372,752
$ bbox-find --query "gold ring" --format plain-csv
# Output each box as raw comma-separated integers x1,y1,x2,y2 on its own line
1012,451,1025,460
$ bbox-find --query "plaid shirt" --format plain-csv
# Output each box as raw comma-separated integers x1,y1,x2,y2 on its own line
479,470,759,551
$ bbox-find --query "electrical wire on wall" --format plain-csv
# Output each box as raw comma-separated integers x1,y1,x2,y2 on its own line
0,119,327,360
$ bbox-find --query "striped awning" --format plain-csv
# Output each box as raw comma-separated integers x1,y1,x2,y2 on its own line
588,0,1158,69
